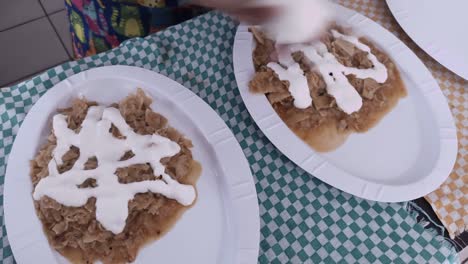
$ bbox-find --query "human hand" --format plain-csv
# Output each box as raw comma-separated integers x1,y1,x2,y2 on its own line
192,0,333,44
191,0,279,24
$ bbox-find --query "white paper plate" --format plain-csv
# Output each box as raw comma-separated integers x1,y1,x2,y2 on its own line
4,66,260,264
233,4,457,202
387,0,468,80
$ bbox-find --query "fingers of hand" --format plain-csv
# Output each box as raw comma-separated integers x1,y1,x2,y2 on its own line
223,6,280,24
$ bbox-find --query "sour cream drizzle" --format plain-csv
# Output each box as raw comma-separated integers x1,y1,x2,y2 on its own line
267,30,388,114
267,62,311,109
33,106,195,234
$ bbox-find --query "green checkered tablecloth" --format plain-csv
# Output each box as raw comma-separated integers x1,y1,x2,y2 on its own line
0,11,458,264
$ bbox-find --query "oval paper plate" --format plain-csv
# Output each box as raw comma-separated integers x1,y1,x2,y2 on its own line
387,0,468,80
4,66,260,264
233,4,457,202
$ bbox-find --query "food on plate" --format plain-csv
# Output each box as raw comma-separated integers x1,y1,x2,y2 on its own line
249,26,407,152
30,89,201,264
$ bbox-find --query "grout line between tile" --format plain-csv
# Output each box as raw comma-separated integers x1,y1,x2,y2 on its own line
0,16,46,33
3,58,70,87
47,8,66,16
37,1,72,59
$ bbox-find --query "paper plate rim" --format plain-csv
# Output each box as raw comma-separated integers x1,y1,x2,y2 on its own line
386,0,468,80
4,66,260,263
232,4,458,202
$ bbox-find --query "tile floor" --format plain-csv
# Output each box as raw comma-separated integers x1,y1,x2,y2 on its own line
0,0,72,87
